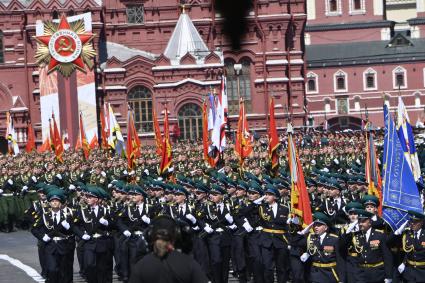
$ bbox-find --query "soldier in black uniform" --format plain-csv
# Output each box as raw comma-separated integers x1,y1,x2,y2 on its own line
258,184,290,283
72,186,113,283
301,212,345,283
31,188,74,283
391,210,425,283
361,195,385,229
116,184,151,282
345,209,393,283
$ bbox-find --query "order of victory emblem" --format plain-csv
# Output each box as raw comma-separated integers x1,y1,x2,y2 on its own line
35,15,96,77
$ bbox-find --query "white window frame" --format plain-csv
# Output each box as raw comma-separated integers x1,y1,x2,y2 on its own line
326,0,342,16
349,0,366,15
363,68,378,91
392,66,407,89
324,98,331,113
334,70,348,93
306,72,319,94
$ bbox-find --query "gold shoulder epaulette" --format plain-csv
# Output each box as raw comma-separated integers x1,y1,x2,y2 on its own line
375,229,384,234
329,233,338,238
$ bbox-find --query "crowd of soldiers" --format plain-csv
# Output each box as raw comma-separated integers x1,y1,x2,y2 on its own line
2,129,425,283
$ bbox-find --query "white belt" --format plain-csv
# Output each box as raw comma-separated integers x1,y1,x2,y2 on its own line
93,233,106,238
1,193,13,197
134,231,143,236
256,226,263,231
215,228,224,232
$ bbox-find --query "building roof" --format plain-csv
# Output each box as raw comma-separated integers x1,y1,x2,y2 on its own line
407,17,425,25
99,41,159,68
306,37,425,68
163,10,210,65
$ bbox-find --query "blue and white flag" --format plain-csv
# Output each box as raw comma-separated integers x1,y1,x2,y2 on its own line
382,104,423,231
397,96,423,184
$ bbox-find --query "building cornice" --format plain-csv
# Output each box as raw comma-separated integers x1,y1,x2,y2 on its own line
407,17,425,26
305,20,394,32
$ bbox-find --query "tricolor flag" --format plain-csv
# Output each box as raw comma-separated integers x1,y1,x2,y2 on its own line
107,103,125,156
288,123,313,227
396,96,423,184
210,76,227,154
6,112,19,156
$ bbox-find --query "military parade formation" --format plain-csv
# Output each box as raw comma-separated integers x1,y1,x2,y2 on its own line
2,129,425,283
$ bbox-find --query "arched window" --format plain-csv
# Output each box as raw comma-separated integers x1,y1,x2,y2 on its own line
52,10,59,19
224,58,252,115
306,72,318,94
128,86,153,133
334,70,347,92
178,103,202,140
329,0,338,12
393,66,407,89
363,68,377,90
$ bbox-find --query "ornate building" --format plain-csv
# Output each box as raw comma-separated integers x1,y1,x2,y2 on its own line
0,0,307,151
305,0,425,130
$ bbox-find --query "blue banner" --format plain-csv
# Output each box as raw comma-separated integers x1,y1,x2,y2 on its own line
382,105,423,231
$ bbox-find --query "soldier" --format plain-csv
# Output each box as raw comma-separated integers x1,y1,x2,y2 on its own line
201,184,233,283
391,210,425,283
300,212,345,283
73,186,113,283
345,209,393,283
258,184,290,283
31,188,74,283
116,184,151,282
361,195,385,229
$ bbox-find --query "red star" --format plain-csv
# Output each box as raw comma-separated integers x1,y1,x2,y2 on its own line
36,14,94,74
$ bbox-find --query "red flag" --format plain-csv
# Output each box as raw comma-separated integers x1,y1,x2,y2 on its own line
26,122,36,153
78,112,90,159
89,134,99,149
126,110,141,169
268,98,279,170
38,137,51,153
365,126,383,215
100,103,109,149
288,125,313,227
52,114,64,163
202,101,215,167
234,99,253,165
49,119,55,151
159,108,172,175
153,108,163,156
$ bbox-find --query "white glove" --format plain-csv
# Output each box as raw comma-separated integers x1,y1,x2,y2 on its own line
300,252,310,262
123,230,131,237
356,159,361,165
203,225,214,234
101,171,106,177
322,168,330,173
192,226,200,231
61,220,70,230
142,215,151,224
346,220,358,234
82,234,91,241
292,216,300,225
225,213,234,224
129,170,135,176
7,179,13,185
398,263,405,274
42,234,51,242
56,174,62,180
108,184,113,189
22,186,28,191
298,222,314,235
228,224,237,230
31,176,37,182
243,221,254,233
99,217,109,226
395,220,409,235
384,279,392,283
311,159,316,165
253,196,265,205
0,189,3,194
123,170,128,175
185,214,197,224
144,169,149,175
69,184,76,190
333,158,339,165
286,216,293,224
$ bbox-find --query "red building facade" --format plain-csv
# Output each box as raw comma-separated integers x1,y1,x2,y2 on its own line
305,0,425,130
0,0,307,149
